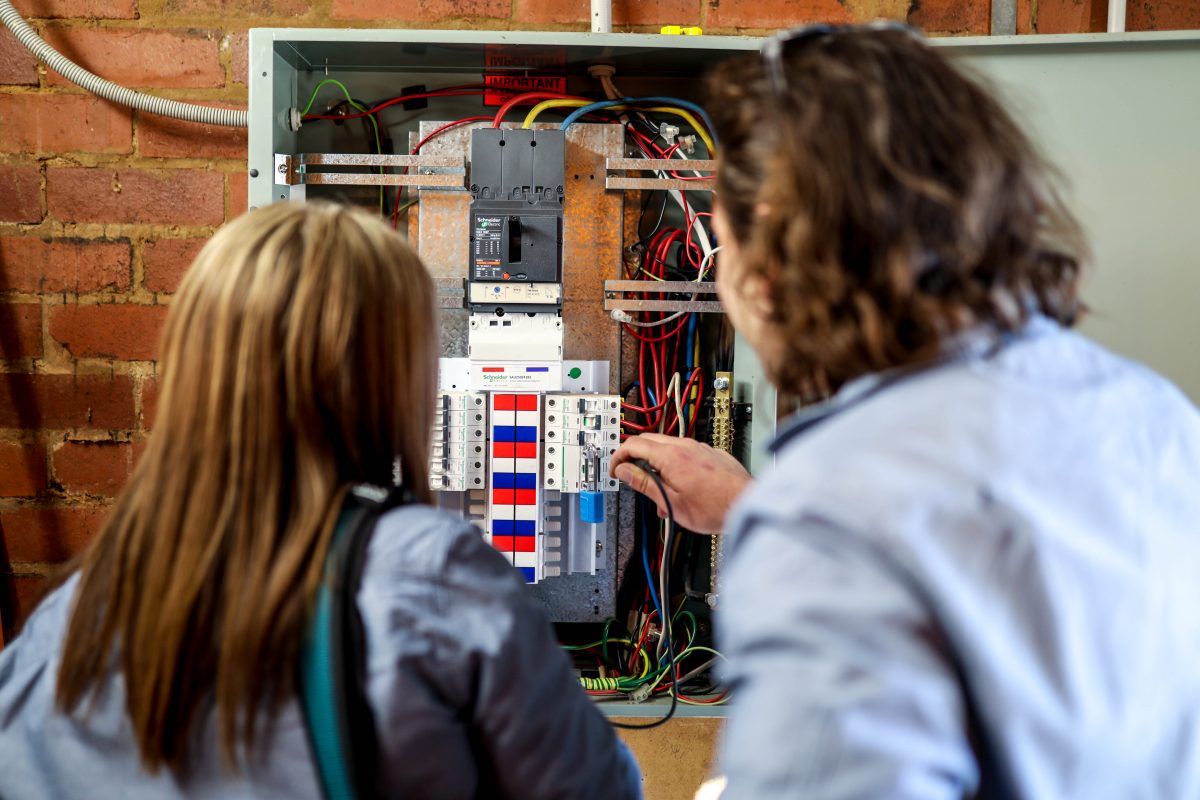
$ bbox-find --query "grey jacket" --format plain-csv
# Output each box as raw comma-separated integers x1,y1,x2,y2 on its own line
0,505,641,800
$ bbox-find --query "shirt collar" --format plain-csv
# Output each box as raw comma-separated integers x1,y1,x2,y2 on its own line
767,318,1057,454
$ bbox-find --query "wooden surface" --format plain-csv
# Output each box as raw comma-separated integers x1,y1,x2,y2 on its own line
615,717,722,800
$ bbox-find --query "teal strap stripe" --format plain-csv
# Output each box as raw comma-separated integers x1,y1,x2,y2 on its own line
300,515,355,800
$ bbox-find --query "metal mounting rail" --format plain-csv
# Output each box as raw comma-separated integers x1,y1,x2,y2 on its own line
604,157,716,192
273,153,466,188
604,279,723,313
434,277,466,309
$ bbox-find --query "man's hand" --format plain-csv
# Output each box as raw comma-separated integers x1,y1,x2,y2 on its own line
610,433,752,533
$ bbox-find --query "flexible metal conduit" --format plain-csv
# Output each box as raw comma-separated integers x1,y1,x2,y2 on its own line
0,0,248,128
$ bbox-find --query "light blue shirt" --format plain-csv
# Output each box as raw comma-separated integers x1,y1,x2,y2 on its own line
717,318,1200,799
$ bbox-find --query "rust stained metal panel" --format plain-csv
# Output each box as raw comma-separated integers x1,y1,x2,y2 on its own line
414,121,624,380
561,123,624,378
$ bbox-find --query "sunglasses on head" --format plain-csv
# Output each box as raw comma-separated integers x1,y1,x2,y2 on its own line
760,21,922,97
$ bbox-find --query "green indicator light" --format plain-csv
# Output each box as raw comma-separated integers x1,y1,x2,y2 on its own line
568,367,582,379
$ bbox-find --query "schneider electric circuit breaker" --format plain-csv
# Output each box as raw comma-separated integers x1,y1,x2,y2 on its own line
429,128,620,586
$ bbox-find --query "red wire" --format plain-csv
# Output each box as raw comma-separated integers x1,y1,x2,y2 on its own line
304,88,510,121
490,91,587,128
628,610,657,673
391,115,494,229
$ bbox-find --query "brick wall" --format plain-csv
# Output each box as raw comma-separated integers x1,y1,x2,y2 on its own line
1,0,1197,642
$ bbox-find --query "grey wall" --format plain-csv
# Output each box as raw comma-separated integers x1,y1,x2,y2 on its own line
959,34,1200,403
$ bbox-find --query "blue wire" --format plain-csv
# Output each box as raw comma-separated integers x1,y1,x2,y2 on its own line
558,97,718,148
682,314,697,421
641,512,664,628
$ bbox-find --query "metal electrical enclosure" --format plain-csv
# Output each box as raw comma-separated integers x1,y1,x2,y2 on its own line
250,29,1200,414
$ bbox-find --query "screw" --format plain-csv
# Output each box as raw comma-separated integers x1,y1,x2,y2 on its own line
277,163,288,174
249,168,259,178
714,377,730,391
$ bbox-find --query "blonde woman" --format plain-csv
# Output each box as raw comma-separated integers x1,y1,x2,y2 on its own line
0,202,641,800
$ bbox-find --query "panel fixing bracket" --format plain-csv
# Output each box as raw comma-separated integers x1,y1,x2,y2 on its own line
273,153,466,189
603,279,723,313
604,157,716,192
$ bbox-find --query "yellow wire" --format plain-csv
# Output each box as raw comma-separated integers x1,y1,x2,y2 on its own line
522,99,716,156
565,637,652,679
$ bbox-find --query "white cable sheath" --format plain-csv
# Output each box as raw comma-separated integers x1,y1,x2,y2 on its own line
591,0,613,33
0,0,248,128
1107,0,1127,32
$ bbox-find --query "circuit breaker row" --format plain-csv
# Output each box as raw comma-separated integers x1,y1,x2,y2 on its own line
430,390,620,584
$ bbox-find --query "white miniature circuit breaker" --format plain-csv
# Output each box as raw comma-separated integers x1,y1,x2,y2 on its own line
429,370,620,585
429,391,487,493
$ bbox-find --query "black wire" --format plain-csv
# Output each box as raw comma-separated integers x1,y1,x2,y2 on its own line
610,464,679,731
632,189,669,248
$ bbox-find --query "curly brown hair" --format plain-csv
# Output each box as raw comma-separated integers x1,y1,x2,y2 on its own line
708,28,1086,396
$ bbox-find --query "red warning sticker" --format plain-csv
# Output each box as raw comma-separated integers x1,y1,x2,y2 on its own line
483,45,567,107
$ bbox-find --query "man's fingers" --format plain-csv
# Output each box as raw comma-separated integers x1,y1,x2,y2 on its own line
613,462,666,508
613,462,651,497
613,462,686,523
611,435,661,476
610,432,694,477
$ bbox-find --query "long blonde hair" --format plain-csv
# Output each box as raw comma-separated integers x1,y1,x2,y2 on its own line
55,201,437,771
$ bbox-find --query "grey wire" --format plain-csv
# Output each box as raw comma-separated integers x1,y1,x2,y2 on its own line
0,0,247,127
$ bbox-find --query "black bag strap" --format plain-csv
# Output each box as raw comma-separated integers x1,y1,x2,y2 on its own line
300,484,413,800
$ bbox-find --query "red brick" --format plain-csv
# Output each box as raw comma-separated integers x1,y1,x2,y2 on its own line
13,0,136,18
331,0,510,21
1129,0,1200,30
0,505,105,562
0,166,41,224
516,0,700,25
143,238,204,294
0,303,42,359
0,441,47,496
0,93,132,156
138,109,247,159
163,0,309,15
228,170,248,219
706,0,852,29
0,373,136,429
0,28,39,85
139,375,157,429
1033,0,1105,32
229,32,248,85
52,439,142,496
42,27,223,90
48,168,225,227
1016,0,1034,32
49,303,167,361
910,0,990,33
0,237,131,293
